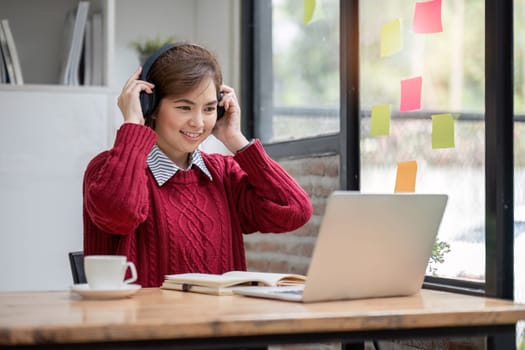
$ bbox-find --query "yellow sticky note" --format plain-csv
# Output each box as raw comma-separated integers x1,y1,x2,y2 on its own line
370,104,391,136
395,160,418,193
304,0,316,24
432,113,455,149
380,19,402,57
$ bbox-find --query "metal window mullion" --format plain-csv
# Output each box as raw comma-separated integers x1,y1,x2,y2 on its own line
485,0,515,347
484,0,514,301
240,0,255,139
340,0,360,191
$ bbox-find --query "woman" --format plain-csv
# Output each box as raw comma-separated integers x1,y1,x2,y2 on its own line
83,42,313,287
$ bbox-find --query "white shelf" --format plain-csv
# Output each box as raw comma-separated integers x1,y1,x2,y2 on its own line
0,83,114,94
0,0,114,87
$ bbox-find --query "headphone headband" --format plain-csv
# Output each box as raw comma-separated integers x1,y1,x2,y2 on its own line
139,42,182,117
140,42,181,83
138,41,224,120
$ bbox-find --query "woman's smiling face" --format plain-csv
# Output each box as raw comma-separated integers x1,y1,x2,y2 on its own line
153,77,218,168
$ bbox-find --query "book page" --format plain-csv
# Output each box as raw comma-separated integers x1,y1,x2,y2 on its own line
164,273,241,287
222,271,306,286
164,271,306,288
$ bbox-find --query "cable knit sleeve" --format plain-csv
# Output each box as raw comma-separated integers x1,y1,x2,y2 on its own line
83,123,157,234
229,139,313,234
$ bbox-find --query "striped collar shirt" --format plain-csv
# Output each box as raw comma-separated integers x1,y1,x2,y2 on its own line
147,144,213,186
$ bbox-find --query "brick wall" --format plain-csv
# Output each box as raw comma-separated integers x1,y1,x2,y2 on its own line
244,154,339,274
246,154,485,350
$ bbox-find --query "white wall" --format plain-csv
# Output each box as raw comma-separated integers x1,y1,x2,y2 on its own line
112,0,240,90
0,87,112,291
0,0,240,291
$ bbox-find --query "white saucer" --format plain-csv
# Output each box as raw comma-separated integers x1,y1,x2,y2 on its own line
71,283,141,300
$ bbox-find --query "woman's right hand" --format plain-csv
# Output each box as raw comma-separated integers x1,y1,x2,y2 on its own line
117,67,155,125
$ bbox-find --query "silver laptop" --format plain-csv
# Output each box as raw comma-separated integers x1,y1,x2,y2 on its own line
233,191,448,303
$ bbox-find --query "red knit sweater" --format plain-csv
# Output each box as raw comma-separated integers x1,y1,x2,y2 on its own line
83,123,313,287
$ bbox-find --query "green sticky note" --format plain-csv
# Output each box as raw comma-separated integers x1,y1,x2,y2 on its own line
380,19,402,57
370,104,391,136
304,0,316,24
432,113,455,149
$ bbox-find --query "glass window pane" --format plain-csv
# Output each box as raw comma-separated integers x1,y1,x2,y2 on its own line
258,0,340,143
359,0,485,281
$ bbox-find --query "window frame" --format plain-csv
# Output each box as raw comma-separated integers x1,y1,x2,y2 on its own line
241,2,515,346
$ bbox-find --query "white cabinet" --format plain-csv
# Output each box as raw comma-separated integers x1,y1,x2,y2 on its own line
0,87,114,291
0,0,239,291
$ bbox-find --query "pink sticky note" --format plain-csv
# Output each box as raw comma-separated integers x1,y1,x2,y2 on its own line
412,0,443,34
400,76,422,112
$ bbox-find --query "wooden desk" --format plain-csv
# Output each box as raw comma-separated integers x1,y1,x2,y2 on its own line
1,288,525,349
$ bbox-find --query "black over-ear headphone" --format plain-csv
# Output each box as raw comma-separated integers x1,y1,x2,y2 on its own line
139,42,225,119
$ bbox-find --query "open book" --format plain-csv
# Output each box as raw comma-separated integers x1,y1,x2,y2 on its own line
161,271,306,296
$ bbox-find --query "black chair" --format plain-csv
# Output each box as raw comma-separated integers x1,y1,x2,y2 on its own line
68,251,86,284
343,342,380,350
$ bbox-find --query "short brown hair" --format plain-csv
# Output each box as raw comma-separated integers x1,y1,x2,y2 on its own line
146,43,223,127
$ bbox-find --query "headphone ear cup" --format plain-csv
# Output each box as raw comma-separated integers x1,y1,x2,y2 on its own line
140,90,156,117
139,42,179,119
217,92,225,119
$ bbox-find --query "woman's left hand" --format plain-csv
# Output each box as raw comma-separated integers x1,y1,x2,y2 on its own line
213,84,250,153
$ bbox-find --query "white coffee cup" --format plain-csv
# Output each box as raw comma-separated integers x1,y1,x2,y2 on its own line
84,255,137,290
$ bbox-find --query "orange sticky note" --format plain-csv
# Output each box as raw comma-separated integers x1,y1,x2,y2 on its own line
304,0,316,24
400,76,422,112
370,104,391,136
380,19,402,57
395,160,418,193
413,0,443,34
